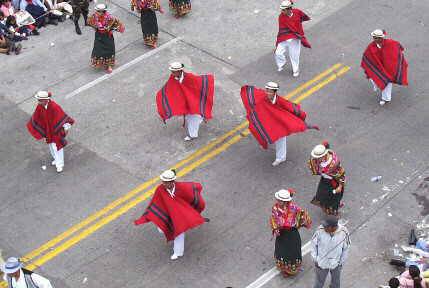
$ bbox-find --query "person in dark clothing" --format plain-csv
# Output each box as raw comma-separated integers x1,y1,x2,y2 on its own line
71,0,89,34
24,0,46,28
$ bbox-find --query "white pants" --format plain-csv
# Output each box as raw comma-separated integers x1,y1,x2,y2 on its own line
157,227,185,256
274,136,287,161
275,39,301,73
370,79,392,102
48,143,64,168
185,114,203,138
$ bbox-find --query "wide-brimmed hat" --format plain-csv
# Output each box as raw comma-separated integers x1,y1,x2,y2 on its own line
322,215,338,228
1,257,22,274
34,91,51,100
160,169,176,182
265,81,279,90
275,189,293,202
95,3,107,11
311,144,329,159
169,62,184,72
371,29,385,38
280,0,293,10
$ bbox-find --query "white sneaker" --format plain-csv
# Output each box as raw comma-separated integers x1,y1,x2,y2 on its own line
56,166,63,173
379,100,386,106
51,160,56,166
184,136,192,141
272,159,286,167
293,71,300,77
170,254,182,260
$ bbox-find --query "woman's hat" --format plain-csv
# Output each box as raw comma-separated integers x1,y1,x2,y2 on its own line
265,81,279,90
34,91,51,100
280,0,293,10
169,62,184,72
311,144,329,159
371,29,385,38
1,257,22,274
160,169,176,182
95,3,107,11
275,189,293,202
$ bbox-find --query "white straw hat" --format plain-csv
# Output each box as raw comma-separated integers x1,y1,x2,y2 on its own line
265,81,279,90
1,257,22,274
169,62,184,72
275,189,293,202
371,29,385,38
34,91,51,100
311,144,329,158
160,170,177,182
280,0,293,10
95,3,107,11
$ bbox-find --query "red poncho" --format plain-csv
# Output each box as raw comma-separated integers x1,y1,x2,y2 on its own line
156,72,214,122
241,85,309,149
361,39,408,90
276,9,311,48
134,182,206,242
26,101,75,150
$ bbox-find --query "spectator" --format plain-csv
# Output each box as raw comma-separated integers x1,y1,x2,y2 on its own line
0,11,21,54
388,277,400,288
398,265,427,288
0,0,14,17
24,0,46,27
6,15,28,40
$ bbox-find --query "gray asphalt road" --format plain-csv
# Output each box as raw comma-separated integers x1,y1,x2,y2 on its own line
1,0,428,287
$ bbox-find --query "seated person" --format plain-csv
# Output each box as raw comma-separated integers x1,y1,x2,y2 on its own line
0,0,14,17
0,17,21,55
23,0,46,27
6,15,29,40
398,265,428,288
43,0,73,21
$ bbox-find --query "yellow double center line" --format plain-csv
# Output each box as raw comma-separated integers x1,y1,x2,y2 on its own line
0,63,350,285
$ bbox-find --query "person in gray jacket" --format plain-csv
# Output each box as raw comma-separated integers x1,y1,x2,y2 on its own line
311,216,351,288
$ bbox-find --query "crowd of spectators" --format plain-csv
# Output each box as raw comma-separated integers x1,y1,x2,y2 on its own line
0,0,73,55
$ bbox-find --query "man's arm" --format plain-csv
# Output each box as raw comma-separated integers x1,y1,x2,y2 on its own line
311,230,319,263
31,273,54,288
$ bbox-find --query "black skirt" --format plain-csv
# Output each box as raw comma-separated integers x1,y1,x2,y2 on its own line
274,228,302,264
91,31,115,66
311,177,343,215
140,9,158,46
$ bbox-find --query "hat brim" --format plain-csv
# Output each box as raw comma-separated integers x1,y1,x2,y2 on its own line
311,149,329,159
169,66,184,72
275,192,292,202
160,176,176,182
35,96,50,100
2,264,22,274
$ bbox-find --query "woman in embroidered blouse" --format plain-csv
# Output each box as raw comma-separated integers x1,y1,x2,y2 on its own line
169,0,190,18
88,3,125,74
308,141,346,216
131,0,163,48
270,189,312,277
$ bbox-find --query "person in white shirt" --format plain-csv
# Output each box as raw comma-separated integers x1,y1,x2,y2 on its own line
311,216,351,288
2,257,53,288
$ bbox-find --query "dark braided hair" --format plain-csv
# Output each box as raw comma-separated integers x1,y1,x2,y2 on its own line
408,265,423,288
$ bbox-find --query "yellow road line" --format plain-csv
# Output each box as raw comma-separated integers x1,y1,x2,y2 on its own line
21,64,350,270
18,63,348,272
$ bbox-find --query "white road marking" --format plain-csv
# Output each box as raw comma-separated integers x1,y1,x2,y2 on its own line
64,37,181,99
245,241,311,288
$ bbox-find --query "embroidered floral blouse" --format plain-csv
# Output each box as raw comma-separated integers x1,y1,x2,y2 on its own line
308,150,346,187
88,12,125,33
130,0,160,11
270,202,312,233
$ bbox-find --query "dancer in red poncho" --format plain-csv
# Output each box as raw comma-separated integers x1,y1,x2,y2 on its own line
361,29,408,106
275,1,311,77
134,169,208,260
241,82,319,167
26,91,75,173
156,62,214,141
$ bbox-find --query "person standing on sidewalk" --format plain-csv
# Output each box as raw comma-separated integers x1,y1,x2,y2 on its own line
311,216,351,288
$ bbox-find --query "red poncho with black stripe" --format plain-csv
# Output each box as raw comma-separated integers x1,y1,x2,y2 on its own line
241,86,313,149
276,9,311,48
361,38,408,90
156,72,214,122
26,100,75,150
134,182,206,242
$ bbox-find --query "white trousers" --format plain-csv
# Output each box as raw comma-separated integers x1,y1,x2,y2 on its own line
48,143,64,168
157,227,185,256
274,136,287,161
370,79,392,102
185,114,203,138
275,39,301,73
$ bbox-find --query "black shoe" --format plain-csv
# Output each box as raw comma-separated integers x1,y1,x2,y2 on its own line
75,23,82,35
32,29,40,36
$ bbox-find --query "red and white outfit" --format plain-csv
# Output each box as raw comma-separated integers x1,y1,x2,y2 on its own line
156,70,214,139
275,8,311,75
134,181,206,259
361,34,408,103
240,85,317,164
27,99,74,171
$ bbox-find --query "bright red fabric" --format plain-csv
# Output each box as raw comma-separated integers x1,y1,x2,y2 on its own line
26,101,75,150
361,39,408,90
241,86,309,149
156,72,214,122
276,9,311,48
134,182,206,242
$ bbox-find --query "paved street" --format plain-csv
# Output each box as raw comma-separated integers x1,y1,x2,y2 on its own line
1,0,428,287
